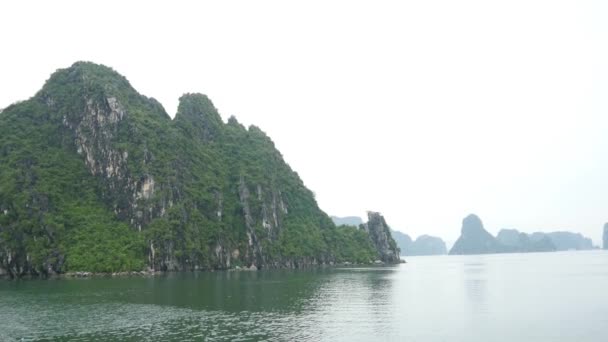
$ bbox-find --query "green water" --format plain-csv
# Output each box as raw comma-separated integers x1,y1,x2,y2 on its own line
1,251,608,341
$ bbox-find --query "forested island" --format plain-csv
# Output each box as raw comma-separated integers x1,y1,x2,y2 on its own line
0,62,400,278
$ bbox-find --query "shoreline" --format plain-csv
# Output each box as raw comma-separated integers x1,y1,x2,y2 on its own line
0,259,406,280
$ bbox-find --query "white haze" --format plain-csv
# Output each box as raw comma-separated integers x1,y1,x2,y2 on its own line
1,0,607,246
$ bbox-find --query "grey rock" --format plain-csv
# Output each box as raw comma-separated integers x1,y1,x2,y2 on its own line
361,212,401,263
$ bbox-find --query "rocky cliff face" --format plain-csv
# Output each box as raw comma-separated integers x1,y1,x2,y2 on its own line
361,212,400,263
449,214,505,255
0,62,387,277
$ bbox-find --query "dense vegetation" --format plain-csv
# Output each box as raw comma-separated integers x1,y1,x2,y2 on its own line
0,62,388,277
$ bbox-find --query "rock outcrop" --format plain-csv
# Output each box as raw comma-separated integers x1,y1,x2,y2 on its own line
496,229,556,252
603,224,608,250
449,214,505,255
360,212,401,263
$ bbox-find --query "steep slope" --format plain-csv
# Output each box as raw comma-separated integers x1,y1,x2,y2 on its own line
449,214,506,255
361,212,400,263
0,62,397,277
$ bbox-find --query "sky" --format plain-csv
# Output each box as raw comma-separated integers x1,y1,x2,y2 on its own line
1,0,607,246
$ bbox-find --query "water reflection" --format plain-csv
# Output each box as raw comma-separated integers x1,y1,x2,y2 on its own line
0,267,400,341
299,267,398,340
463,259,488,313
119,269,333,313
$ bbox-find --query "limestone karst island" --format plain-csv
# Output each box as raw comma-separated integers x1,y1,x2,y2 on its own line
0,62,401,278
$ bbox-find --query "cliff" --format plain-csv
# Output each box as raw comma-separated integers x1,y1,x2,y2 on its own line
0,62,394,277
360,212,401,263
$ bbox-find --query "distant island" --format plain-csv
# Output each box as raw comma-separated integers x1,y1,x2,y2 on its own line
449,214,507,255
330,216,364,226
604,223,608,250
393,232,447,256
449,214,596,255
331,217,447,256
496,229,556,252
529,231,593,251
0,62,401,278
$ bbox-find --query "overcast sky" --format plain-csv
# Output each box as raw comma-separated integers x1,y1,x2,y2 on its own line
2,0,608,246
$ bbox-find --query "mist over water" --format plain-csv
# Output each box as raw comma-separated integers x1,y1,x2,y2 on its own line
2,251,608,341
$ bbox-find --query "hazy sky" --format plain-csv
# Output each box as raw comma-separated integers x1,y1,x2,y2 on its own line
2,0,607,245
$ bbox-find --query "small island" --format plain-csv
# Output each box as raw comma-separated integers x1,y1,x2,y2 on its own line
449,214,506,255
